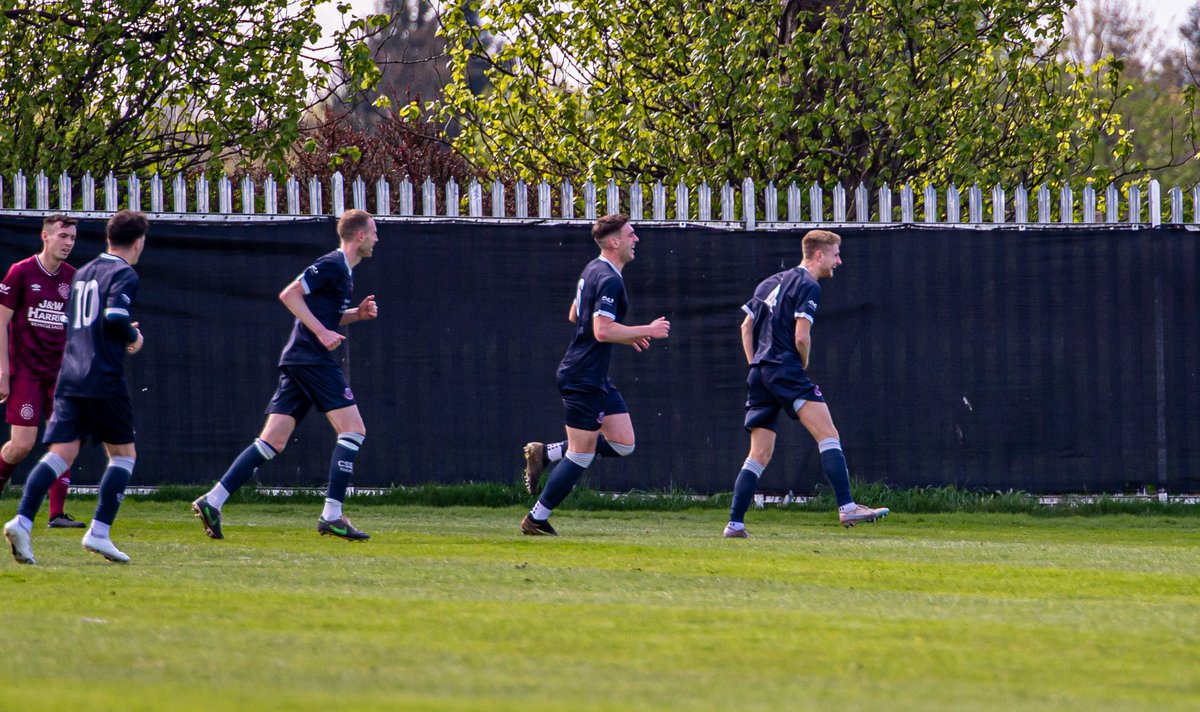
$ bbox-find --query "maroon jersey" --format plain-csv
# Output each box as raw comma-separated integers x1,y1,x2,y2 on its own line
0,255,76,379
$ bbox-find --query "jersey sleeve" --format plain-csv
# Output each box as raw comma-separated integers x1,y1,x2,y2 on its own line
104,269,139,319
593,276,624,320
793,282,821,323
0,264,23,312
297,257,335,295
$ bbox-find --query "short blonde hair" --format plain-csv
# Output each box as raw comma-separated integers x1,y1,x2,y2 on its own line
802,229,841,260
337,209,373,241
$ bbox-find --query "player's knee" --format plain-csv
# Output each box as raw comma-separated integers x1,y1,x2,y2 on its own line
262,436,289,454
337,432,365,451
608,440,635,457
108,455,136,473
5,441,33,462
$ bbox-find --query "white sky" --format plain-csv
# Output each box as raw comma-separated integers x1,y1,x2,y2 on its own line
314,0,1198,47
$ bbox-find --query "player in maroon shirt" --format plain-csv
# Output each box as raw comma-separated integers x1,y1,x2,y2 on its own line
0,214,82,528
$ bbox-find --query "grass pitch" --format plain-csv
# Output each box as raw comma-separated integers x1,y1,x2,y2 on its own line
0,502,1197,711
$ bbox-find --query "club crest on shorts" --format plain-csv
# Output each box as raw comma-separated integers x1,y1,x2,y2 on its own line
597,411,605,424
814,385,823,397
19,403,34,421
57,283,71,300
344,387,354,401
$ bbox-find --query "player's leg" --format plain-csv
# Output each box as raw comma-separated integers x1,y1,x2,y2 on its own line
797,401,888,527
80,440,135,563
0,375,46,495
79,395,139,562
317,404,369,541
4,440,79,565
3,392,85,563
0,424,38,497
524,388,630,496
193,414,293,540
194,371,306,539
725,428,776,538
725,367,780,537
40,377,82,527
522,425,599,536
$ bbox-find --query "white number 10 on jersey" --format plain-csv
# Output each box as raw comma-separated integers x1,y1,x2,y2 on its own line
72,279,100,329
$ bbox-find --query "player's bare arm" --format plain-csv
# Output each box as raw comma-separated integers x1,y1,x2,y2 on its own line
740,314,755,364
568,300,577,324
593,315,670,346
279,280,344,351
339,294,378,326
794,317,812,370
0,304,13,401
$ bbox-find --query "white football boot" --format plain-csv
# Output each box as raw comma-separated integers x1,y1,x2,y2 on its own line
82,532,130,563
3,517,36,564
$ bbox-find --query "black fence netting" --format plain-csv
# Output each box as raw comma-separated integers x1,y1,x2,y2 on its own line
0,216,1196,494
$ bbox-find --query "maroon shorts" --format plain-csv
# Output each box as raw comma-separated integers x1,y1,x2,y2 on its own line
6,375,56,427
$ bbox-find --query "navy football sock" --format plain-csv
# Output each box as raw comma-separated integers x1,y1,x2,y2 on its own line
17,453,69,523
729,459,765,524
818,439,854,507
218,439,277,496
537,451,595,511
93,457,135,526
326,432,364,503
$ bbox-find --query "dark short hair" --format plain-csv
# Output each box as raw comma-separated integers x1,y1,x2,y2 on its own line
106,210,148,247
42,214,77,231
802,229,841,260
337,209,374,241
592,213,629,246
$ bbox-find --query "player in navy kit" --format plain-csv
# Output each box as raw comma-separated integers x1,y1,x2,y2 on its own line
3,210,149,564
520,214,670,536
0,214,83,528
192,209,379,541
723,230,889,538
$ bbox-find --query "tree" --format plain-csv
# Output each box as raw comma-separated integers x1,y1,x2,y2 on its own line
421,0,1132,188
347,0,488,130
1062,0,1199,188
0,0,388,176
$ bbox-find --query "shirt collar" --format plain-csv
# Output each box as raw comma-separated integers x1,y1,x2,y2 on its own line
598,256,621,275
337,248,352,275
100,253,129,265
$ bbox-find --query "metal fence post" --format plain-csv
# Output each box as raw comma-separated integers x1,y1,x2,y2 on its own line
787,182,802,222
741,177,755,229
697,181,711,221
675,180,689,221
808,182,823,222
832,183,846,222
446,177,460,217
515,180,528,218
491,179,505,218
764,181,777,224
923,185,938,223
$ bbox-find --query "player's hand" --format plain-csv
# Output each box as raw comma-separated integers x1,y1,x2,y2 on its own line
319,329,346,351
126,323,144,355
0,373,9,402
631,336,651,352
357,294,378,321
646,316,671,339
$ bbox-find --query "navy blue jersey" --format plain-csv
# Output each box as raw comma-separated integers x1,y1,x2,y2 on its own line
556,257,628,388
279,250,353,367
742,268,792,361
55,253,140,397
751,266,820,366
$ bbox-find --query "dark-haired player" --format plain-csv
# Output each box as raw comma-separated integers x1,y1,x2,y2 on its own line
0,215,83,528
4,210,149,564
723,229,889,538
192,209,379,541
519,214,670,536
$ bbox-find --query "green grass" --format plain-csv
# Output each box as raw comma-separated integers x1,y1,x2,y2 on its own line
0,502,1197,711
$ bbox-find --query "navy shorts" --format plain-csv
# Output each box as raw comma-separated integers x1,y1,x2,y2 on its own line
44,394,136,445
559,380,628,432
744,363,824,431
266,365,356,423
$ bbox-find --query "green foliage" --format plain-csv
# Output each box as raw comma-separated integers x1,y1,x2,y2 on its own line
426,0,1130,187
0,0,387,175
